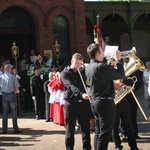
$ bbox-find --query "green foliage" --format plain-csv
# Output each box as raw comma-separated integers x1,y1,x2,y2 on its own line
27,65,50,78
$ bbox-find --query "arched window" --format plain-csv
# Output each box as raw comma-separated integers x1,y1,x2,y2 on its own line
53,15,69,66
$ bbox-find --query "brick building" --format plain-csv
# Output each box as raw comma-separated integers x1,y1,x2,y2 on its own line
0,0,87,65
0,0,150,65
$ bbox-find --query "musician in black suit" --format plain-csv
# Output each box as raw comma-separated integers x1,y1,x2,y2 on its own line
125,70,143,139
61,53,91,150
120,60,143,139
112,78,140,150
85,44,125,150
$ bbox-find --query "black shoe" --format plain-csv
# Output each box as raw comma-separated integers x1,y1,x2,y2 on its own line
136,135,141,139
14,130,22,134
45,119,50,122
115,145,123,150
130,147,141,150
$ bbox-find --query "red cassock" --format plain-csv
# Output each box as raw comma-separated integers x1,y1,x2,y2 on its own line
48,79,65,125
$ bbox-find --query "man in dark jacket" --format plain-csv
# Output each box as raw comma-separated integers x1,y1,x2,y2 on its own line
85,43,125,150
21,62,34,112
61,53,91,150
32,67,45,119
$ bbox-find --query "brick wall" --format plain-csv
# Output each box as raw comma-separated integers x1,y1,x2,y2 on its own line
0,0,88,62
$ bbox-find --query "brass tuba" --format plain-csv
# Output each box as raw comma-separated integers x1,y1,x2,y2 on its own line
124,53,145,77
114,52,145,104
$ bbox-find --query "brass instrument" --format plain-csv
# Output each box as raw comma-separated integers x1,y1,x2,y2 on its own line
92,14,148,119
105,47,136,59
124,53,145,77
86,48,143,87
114,52,148,120
120,47,136,59
114,52,145,105
114,76,137,105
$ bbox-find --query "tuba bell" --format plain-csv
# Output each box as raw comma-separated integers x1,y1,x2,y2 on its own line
105,46,136,60
124,53,145,76
120,47,136,59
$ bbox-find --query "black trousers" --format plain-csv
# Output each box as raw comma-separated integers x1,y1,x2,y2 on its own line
45,93,50,120
112,100,137,149
91,99,116,150
64,100,91,150
24,91,34,112
34,95,45,118
126,93,138,136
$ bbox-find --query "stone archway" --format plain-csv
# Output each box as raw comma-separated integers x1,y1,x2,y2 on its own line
101,13,129,50
133,13,150,60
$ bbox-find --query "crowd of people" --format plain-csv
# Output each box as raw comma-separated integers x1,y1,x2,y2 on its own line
0,49,66,133
0,45,149,150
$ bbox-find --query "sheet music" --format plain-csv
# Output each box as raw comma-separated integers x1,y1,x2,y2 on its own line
104,45,118,59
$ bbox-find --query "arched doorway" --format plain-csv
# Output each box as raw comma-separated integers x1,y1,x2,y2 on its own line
133,13,150,60
101,14,129,50
0,6,36,63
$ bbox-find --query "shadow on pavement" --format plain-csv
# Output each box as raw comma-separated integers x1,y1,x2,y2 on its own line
0,136,35,148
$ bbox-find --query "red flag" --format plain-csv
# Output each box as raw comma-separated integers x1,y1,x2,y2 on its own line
93,23,102,48
93,15,105,50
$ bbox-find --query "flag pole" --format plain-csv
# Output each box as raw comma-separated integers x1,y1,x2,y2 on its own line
95,15,102,48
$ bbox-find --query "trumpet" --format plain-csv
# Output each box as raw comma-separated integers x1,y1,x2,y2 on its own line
105,47,136,60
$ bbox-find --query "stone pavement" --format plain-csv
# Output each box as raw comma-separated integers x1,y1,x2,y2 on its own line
0,86,150,150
